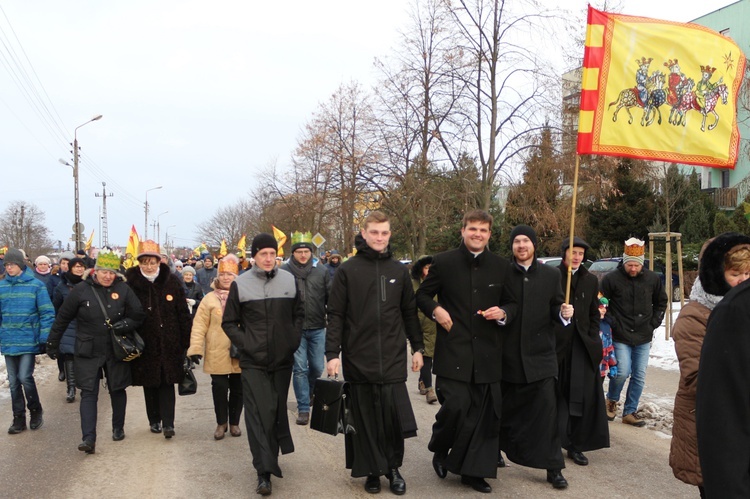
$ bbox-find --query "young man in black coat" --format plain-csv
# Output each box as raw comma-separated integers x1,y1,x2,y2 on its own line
326,211,423,496
500,225,574,489
416,209,516,494
555,237,609,467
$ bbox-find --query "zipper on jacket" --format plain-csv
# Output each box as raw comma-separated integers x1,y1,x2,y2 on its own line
376,259,383,379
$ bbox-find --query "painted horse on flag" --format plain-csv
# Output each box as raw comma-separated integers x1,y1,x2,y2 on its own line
608,71,665,126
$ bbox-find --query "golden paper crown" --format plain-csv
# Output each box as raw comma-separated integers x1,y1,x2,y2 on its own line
623,237,645,257
290,231,313,245
95,250,121,271
137,240,161,260
218,254,239,275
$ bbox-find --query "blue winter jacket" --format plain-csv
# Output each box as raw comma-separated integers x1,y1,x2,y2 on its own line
0,267,55,355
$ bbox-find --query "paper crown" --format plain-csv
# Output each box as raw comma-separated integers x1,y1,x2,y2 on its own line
623,237,645,257
95,249,121,271
218,254,239,275
137,240,161,260
290,231,313,245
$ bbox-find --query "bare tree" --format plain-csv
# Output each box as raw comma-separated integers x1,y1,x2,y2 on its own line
0,201,55,258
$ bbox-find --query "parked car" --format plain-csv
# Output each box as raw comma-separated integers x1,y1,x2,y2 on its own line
538,256,594,269
589,257,682,301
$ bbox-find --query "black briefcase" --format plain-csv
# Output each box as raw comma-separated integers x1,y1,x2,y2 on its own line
310,377,353,436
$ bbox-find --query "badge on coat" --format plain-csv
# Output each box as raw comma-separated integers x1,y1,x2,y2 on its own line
166,294,174,301
111,292,119,300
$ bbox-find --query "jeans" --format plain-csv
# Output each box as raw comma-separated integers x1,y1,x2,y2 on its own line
5,354,42,416
606,341,651,416
292,328,326,413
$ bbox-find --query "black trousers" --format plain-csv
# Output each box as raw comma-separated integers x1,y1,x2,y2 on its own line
143,383,176,427
211,373,243,425
419,356,433,389
79,366,126,442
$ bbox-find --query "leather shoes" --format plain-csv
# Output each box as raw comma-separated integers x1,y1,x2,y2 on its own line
364,475,380,494
256,473,272,496
112,428,125,441
386,468,406,495
78,440,96,454
296,412,309,425
432,452,448,479
163,426,175,439
461,475,492,493
214,424,227,440
567,449,588,466
497,452,506,468
546,469,568,489
229,424,242,437
150,422,162,433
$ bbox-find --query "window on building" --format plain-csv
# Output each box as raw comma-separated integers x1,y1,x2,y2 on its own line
722,169,730,188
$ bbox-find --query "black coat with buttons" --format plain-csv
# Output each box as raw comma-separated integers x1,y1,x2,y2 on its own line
416,243,517,384
503,258,566,384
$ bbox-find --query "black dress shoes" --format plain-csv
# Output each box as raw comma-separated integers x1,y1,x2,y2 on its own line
112,428,125,441
150,422,162,433
497,452,506,468
77,440,96,454
567,449,589,466
163,426,175,439
432,452,448,479
461,475,492,493
364,475,381,494
256,473,271,496
386,468,406,495
546,469,569,489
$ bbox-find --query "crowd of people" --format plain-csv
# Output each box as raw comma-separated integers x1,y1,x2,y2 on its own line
0,211,748,497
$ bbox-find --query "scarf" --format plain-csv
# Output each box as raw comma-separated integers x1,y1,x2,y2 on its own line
141,268,159,283
286,257,313,303
36,267,51,276
65,270,83,286
213,288,230,312
689,277,723,311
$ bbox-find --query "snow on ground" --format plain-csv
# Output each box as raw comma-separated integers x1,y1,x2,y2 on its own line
649,301,682,372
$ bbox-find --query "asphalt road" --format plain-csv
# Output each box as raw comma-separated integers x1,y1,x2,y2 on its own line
0,358,695,498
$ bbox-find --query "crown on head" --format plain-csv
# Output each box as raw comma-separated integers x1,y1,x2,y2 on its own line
96,249,121,271
664,59,679,70
291,231,313,245
623,237,645,257
139,240,160,255
700,64,716,74
637,57,653,66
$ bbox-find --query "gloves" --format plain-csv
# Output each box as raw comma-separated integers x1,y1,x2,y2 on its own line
110,319,131,333
46,341,59,360
186,299,196,307
608,365,618,379
38,343,47,354
189,354,202,365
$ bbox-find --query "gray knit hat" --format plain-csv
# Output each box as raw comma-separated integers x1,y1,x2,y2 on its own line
4,248,27,270
181,266,196,276
59,251,76,262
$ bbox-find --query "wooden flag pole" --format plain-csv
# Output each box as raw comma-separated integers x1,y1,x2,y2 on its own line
565,155,581,305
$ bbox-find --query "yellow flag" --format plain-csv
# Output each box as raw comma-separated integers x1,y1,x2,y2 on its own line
219,239,227,257
193,242,207,257
271,225,286,257
236,234,246,258
84,230,95,251
578,6,746,168
123,225,140,269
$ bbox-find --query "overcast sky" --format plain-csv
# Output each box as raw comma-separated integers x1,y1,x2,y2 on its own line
0,0,736,250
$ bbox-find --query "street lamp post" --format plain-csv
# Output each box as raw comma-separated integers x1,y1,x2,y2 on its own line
62,114,102,251
144,186,162,239
165,225,176,254
156,211,168,248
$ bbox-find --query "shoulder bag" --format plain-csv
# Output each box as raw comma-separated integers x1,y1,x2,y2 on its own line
90,287,145,362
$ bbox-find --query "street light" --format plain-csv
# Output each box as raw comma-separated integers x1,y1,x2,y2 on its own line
144,186,162,239
62,114,103,251
164,225,176,253
156,211,168,248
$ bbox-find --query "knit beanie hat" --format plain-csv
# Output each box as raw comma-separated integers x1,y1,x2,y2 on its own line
509,225,537,248
251,233,278,257
35,255,51,266
622,237,646,265
59,251,76,263
68,257,86,269
181,266,196,276
4,248,26,270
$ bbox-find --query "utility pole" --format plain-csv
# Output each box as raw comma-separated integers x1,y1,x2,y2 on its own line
95,182,113,248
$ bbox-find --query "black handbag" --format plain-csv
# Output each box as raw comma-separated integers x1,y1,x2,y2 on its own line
178,359,198,396
310,376,355,436
91,287,144,362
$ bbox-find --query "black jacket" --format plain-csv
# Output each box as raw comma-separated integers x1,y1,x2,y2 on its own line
125,264,193,386
416,243,516,384
222,265,303,372
48,274,145,392
503,258,566,384
325,235,423,384
52,272,84,355
556,264,602,369
601,263,668,346
280,260,330,330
